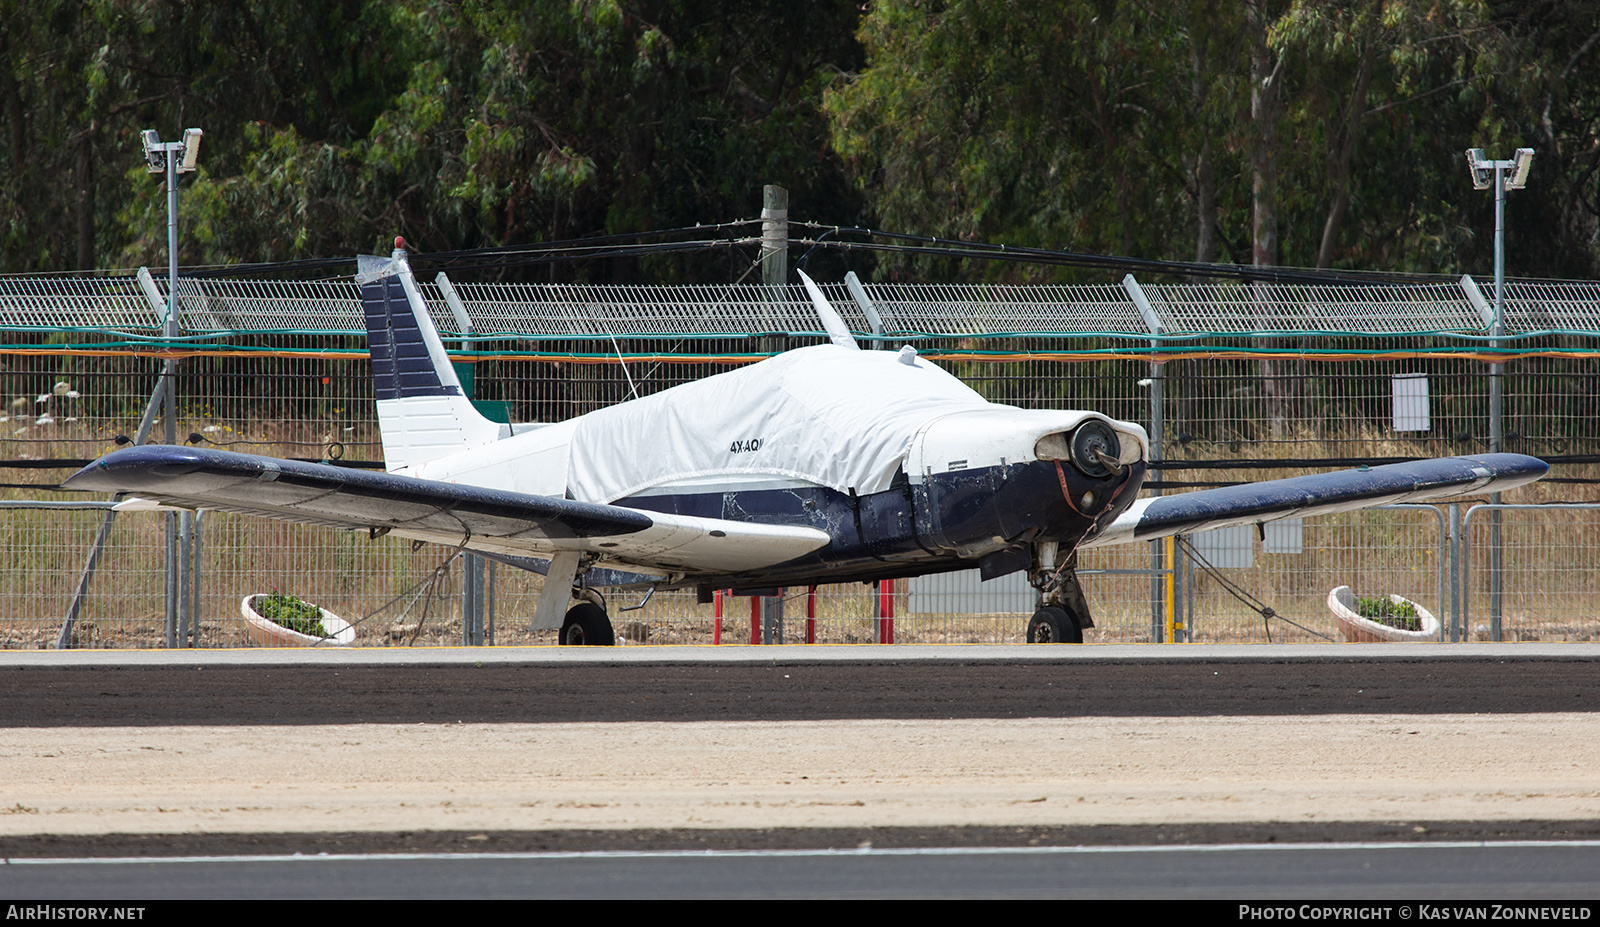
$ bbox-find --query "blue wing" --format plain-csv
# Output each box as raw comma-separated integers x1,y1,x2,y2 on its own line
1083,453,1547,547
63,446,829,574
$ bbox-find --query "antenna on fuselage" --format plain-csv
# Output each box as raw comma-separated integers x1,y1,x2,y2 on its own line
796,269,860,351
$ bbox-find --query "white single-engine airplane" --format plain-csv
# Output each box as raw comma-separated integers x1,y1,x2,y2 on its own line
65,246,1547,644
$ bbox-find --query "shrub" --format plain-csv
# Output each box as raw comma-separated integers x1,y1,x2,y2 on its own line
1355,595,1421,632
256,591,328,637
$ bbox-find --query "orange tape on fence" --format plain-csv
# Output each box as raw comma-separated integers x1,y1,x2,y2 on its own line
4,346,1600,364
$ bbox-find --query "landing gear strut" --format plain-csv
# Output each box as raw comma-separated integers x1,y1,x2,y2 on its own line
560,601,615,646
1027,546,1094,644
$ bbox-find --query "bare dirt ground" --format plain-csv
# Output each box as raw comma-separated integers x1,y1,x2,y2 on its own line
3,715,1600,837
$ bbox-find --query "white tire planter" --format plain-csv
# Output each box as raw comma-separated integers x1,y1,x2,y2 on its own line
1326,585,1439,643
240,595,355,647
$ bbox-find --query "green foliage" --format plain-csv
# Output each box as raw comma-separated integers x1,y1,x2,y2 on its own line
828,1,1204,280
826,0,1600,280
5,0,1600,282
4,1,866,279
255,590,327,637
1355,594,1420,631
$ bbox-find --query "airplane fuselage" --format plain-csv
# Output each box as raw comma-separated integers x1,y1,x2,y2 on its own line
619,455,1147,591
381,342,1152,591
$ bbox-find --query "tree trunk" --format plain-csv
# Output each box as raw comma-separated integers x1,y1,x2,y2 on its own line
75,122,95,271
1190,42,1218,267
1248,3,1281,271
1248,1,1291,439
1194,143,1217,266
1316,32,1376,270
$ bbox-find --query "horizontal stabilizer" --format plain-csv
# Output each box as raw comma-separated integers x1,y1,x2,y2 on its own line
65,446,830,574
1082,453,1547,548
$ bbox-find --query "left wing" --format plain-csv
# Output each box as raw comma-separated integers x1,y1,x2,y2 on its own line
1082,453,1547,548
63,446,829,574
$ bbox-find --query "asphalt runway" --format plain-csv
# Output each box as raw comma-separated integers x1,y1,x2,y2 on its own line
7,843,1600,899
4,651,1600,726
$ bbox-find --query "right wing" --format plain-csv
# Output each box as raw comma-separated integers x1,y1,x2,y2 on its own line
64,446,830,575
1082,453,1546,548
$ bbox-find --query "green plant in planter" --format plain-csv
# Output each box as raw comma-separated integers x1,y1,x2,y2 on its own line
256,591,328,637
1354,595,1421,632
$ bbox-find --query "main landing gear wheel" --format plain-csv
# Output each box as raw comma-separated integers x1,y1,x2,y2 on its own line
560,602,615,646
1027,606,1084,644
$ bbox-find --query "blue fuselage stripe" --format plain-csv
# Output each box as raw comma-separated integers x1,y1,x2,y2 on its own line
618,459,1145,587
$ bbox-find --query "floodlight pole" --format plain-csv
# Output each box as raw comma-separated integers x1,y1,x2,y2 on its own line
1489,161,1504,643
162,144,181,648
141,128,202,647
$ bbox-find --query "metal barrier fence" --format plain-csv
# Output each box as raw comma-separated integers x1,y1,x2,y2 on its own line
8,498,1594,648
0,269,1596,648
1461,504,1600,643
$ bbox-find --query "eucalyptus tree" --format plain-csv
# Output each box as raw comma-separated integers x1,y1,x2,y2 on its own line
826,0,1214,282
164,0,864,279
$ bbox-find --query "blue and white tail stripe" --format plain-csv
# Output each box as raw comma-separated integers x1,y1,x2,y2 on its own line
361,274,461,400
355,249,499,472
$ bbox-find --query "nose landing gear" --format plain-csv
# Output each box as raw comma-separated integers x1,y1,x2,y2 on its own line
1028,545,1094,644
1027,605,1084,643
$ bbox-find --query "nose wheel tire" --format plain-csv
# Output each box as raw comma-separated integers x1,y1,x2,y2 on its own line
1027,606,1083,644
560,602,616,646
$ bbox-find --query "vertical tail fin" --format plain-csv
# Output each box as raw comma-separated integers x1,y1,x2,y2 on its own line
356,245,500,472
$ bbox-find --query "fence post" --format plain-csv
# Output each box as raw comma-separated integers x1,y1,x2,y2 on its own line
190,511,203,646
1123,274,1167,642
138,264,185,648
1449,503,1462,642
460,555,471,645
164,510,178,648
486,558,495,646
176,510,192,647
1165,535,1184,643
761,184,788,289
1460,275,1505,639
461,553,484,645
754,593,784,645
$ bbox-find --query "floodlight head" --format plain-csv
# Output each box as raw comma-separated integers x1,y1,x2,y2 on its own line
1465,148,1493,190
140,129,165,174
178,128,203,173
1507,147,1534,190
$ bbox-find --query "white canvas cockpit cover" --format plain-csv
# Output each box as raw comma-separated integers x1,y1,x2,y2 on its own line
566,345,999,502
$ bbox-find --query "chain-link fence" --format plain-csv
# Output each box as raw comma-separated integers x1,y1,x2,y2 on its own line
1,270,1596,648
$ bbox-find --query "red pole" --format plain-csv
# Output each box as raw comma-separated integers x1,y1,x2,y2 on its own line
713,589,722,645
750,596,761,645
879,578,895,644
806,585,817,644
